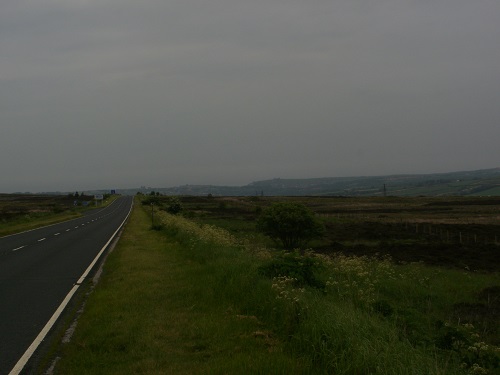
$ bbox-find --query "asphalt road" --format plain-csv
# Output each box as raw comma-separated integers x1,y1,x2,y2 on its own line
0,196,133,374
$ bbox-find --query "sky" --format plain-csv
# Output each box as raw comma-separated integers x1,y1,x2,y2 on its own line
1,0,499,193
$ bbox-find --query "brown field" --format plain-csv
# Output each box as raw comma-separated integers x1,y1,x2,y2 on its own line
1,194,73,217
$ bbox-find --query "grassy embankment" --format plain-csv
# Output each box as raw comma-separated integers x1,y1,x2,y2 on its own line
53,198,500,374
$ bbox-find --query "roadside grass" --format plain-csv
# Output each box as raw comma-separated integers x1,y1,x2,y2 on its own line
54,199,500,374
0,211,81,237
0,196,118,237
54,199,306,374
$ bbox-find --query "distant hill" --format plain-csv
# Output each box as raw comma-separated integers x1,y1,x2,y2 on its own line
116,168,500,197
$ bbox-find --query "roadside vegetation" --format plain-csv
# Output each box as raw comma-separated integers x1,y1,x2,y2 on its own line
0,193,115,237
52,195,499,374
53,197,307,374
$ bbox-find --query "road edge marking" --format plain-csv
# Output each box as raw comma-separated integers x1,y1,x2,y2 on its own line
8,198,134,375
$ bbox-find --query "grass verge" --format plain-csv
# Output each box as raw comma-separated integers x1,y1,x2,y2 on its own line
53,200,500,374
53,199,304,374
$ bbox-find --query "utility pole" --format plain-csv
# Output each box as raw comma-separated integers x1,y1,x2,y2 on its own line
151,203,154,227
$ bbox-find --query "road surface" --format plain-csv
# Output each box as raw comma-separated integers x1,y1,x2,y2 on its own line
0,196,133,374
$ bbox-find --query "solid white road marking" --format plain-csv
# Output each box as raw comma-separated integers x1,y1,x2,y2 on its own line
8,199,134,375
8,285,80,375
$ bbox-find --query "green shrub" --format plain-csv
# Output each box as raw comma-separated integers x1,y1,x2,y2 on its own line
371,299,394,317
257,202,324,250
165,196,183,215
258,251,325,289
435,322,500,373
141,195,160,205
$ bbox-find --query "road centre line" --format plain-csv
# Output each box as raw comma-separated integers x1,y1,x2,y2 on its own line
0,203,107,240
11,214,101,251
8,198,134,375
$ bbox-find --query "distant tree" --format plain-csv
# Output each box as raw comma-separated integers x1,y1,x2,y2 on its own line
74,192,79,198
257,202,324,250
141,195,160,205
166,196,183,215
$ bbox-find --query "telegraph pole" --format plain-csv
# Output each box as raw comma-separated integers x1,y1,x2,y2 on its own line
151,203,154,227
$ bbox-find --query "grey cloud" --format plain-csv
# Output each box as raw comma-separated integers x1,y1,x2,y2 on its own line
1,0,499,192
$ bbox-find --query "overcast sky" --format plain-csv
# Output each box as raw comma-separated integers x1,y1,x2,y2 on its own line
1,0,499,192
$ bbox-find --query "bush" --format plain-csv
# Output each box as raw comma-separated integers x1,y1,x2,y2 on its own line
257,202,324,250
141,195,160,206
166,196,183,215
259,251,325,289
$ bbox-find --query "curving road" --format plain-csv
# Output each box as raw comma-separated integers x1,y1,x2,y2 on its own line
0,196,133,374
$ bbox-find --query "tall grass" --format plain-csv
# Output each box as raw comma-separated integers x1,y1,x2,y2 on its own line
153,209,499,374
55,203,499,374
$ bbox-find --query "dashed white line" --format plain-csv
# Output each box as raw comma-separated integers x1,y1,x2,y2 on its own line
54,233,60,236
9,198,133,375
66,229,70,232
13,246,25,252
38,238,46,242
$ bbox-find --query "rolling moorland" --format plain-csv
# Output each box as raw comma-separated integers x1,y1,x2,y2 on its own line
118,167,500,197
173,195,500,272
0,193,111,237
